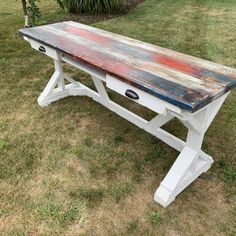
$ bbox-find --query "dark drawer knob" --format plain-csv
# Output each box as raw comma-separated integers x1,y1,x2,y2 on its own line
38,46,46,53
125,89,139,100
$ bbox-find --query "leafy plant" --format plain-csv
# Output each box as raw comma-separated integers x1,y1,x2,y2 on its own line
0,139,7,151
36,203,80,227
55,0,127,14
27,0,41,25
20,0,41,26
150,211,161,224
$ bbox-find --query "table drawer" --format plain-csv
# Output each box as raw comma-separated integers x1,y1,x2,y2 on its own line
24,37,59,60
106,75,167,114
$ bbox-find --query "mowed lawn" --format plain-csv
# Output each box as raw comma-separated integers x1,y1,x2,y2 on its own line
0,0,236,235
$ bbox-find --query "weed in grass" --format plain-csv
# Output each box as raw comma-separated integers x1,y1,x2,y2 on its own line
84,137,93,147
150,211,161,224
108,181,133,202
97,144,111,156
223,165,236,183
36,202,61,224
132,158,144,182
217,159,236,183
0,139,7,151
118,151,130,160
114,135,125,145
74,147,83,158
0,208,10,217
59,205,80,227
127,220,138,234
36,202,80,228
88,163,99,178
0,123,7,132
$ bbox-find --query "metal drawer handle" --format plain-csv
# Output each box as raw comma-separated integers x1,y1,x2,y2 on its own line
125,89,139,100
38,46,46,53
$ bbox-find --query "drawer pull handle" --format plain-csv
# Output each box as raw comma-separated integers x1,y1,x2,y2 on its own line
125,89,139,100
38,46,46,53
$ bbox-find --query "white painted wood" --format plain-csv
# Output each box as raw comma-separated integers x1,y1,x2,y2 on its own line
26,38,230,208
205,92,229,129
62,55,106,82
38,83,85,107
154,146,198,206
27,38,60,60
37,54,83,106
107,74,182,114
148,113,174,129
154,146,213,207
91,76,110,101
153,93,229,207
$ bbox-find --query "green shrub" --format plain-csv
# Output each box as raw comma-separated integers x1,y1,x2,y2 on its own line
27,0,41,25
55,0,127,14
20,0,41,26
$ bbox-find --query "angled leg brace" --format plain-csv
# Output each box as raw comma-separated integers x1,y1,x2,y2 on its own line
154,93,229,207
37,58,85,106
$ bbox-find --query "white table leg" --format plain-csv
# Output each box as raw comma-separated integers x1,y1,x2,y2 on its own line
154,94,229,207
37,57,85,107
154,136,213,207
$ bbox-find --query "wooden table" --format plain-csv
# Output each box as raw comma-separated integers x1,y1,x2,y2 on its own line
19,21,236,207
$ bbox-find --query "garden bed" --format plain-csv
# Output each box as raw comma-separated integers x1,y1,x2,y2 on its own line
54,0,144,24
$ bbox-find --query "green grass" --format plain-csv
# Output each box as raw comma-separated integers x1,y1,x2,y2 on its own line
150,210,162,224
0,0,236,235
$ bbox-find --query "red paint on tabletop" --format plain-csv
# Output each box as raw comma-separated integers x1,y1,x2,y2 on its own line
153,55,199,75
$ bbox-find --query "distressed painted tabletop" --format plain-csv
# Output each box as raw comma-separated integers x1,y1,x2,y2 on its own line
19,21,236,112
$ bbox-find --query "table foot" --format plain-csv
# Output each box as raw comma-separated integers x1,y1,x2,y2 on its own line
38,83,85,107
154,146,213,207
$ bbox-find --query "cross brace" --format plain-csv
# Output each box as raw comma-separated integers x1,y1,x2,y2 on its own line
37,53,229,207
